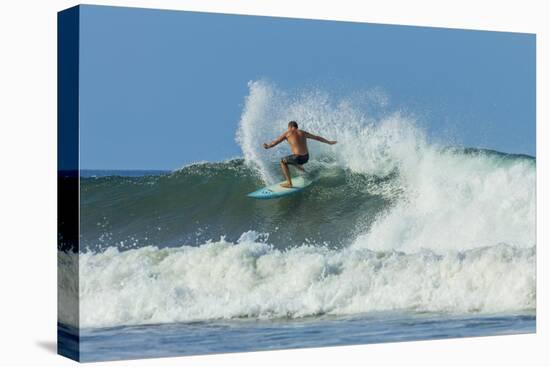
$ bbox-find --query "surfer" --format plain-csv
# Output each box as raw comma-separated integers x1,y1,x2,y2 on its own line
263,121,337,188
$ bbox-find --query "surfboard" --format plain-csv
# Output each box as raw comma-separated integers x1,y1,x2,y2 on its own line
247,176,313,199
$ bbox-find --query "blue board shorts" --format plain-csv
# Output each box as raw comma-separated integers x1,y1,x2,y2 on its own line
281,153,309,166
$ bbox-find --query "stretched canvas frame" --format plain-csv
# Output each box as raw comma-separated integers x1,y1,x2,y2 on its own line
58,4,536,362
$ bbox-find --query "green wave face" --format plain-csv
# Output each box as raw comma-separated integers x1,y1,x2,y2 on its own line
80,159,396,252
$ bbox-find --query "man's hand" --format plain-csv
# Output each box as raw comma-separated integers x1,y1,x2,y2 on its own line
263,143,270,149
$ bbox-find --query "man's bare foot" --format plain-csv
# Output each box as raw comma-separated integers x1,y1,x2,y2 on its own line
280,182,293,188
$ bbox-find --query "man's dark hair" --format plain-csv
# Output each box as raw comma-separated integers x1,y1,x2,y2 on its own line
288,121,298,129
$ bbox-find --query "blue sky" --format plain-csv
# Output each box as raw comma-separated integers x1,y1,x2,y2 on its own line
79,5,535,170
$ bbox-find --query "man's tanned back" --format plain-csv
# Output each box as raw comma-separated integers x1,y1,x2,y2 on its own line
285,129,309,156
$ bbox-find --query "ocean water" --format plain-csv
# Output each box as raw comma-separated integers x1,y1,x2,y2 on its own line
60,313,534,362
58,81,536,361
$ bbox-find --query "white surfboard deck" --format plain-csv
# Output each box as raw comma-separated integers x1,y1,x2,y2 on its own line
247,176,313,200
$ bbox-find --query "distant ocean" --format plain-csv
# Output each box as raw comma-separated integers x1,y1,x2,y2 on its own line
59,82,535,361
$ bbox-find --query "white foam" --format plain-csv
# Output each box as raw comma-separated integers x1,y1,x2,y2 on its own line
353,148,535,252
236,80,424,182
64,232,534,328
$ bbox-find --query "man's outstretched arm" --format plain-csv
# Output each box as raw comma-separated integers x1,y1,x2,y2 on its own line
263,133,287,149
304,131,337,145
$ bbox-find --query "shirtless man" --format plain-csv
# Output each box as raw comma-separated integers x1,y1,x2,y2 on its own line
263,121,337,188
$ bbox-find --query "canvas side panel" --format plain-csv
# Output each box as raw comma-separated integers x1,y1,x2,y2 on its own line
57,5,80,362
